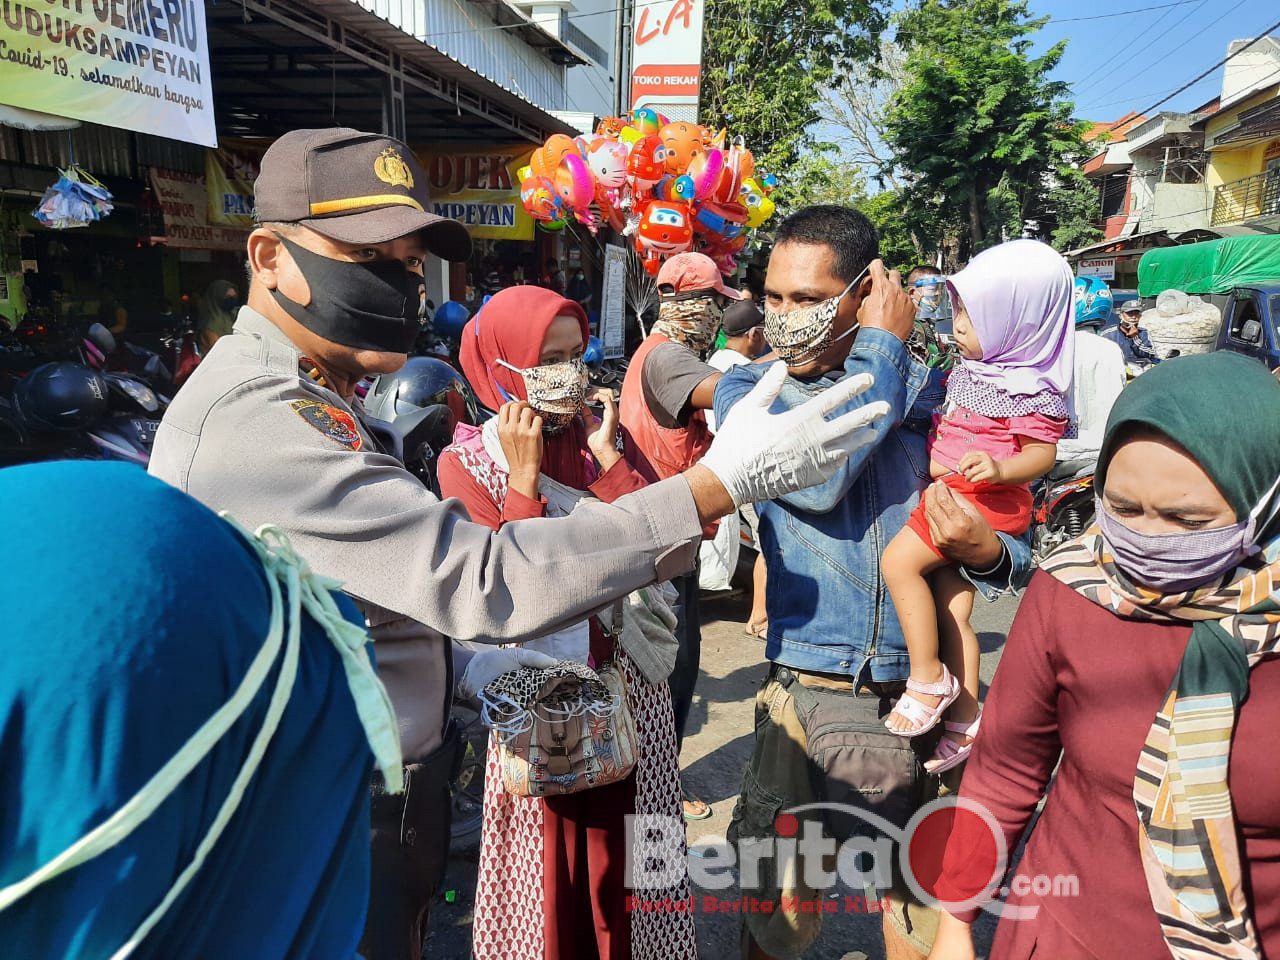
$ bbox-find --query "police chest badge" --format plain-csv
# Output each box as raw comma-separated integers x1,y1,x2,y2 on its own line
290,399,364,451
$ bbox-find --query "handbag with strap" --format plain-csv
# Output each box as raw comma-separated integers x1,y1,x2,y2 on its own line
479,606,637,798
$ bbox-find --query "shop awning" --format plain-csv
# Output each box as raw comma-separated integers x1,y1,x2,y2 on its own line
1064,230,1170,259
208,0,577,145
1212,97,1280,148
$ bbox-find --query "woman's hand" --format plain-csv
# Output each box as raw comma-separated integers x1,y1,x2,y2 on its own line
586,389,622,471
958,450,1004,484
498,401,543,501
927,911,977,960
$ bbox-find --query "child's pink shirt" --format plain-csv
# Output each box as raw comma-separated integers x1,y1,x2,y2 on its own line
930,406,1066,473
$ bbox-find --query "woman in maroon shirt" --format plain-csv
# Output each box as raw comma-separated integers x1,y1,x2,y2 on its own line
929,353,1280,960
437,286,696,960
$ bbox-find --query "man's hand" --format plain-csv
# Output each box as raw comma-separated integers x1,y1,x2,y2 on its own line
923,481,1003,570
457,647,558,700
958,451,1003,484
695,362,890,509
586,390,622,471
497,401,544,500
856,259,916,343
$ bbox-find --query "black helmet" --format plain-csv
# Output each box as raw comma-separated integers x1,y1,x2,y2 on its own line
13,362,109,432
365,356,479,427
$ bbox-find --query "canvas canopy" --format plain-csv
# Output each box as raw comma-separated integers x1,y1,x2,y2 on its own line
1137,236,1280,297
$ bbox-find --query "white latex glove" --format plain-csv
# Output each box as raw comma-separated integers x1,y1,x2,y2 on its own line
456,647,558,700
699,362,890,507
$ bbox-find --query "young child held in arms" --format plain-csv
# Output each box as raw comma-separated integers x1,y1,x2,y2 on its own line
882,239,1075,772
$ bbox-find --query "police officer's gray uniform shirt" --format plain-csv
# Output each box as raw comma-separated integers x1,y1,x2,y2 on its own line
149,306,702,758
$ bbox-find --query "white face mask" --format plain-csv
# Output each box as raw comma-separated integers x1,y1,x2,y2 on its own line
763,263,868,366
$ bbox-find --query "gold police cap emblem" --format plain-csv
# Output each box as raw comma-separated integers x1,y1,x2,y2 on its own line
374,147,414,190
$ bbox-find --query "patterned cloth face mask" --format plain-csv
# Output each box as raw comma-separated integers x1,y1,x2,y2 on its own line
763,262,869,366
652,292,724,356
495,357,589,435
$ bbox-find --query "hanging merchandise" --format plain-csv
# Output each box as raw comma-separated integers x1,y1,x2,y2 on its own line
519,110,777,277
31,166,115,230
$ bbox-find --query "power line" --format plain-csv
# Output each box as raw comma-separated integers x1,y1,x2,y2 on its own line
1130,14,1280,116
1073,0,1215,99
1045,0,1201,24
1067,0,1196,88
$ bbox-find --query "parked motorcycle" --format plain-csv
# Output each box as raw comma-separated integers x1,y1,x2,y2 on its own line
2,361,151,466
1031,460,1096,563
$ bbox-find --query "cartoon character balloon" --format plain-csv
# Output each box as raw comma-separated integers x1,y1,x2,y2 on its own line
520,174,565,223
658,121,706,175
585,138,628,194
635,200,694,274
740,177,776,229
654,174,697,204
596,116,625,140
627,136,667,192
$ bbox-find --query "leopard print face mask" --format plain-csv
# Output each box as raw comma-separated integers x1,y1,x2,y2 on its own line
496,357,589,435
652,293,724,356
763,264,868,366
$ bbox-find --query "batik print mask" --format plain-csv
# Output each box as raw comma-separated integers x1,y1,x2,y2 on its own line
763,263,868,366
495,357,589,434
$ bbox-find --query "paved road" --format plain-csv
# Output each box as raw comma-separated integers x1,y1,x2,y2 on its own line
428,586,1020,959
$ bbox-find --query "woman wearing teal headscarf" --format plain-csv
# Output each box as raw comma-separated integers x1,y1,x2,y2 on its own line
929,353,1280,960
0,462,400,959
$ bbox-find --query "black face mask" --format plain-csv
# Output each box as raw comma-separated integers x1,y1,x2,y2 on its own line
220,296,239,312
270,233,424,353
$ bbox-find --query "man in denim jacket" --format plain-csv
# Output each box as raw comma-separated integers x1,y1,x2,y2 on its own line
714,206,1031,960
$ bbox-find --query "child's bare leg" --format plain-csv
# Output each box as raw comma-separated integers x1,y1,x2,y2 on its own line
883,528,948,733
934,567,980,728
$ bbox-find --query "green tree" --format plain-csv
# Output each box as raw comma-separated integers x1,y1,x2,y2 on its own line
859,190,918,273
763,151,918,271
1045,167,1103,252
700,0,888,179
883,0,1091,262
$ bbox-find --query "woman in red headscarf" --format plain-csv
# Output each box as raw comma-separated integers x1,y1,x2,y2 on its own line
437,286,697,960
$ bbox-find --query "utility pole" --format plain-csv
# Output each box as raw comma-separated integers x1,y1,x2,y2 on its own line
614,0,632,117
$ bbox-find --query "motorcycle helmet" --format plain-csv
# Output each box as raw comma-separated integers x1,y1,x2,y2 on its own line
12,362,109,432
364,356,480,429
1073,276,1113,329
583,335,604,369
433,300,471,339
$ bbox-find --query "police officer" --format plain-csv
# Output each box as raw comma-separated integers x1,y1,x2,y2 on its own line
148,128,890,960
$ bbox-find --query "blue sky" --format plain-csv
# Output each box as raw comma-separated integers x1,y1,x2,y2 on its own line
1025,0,1279,121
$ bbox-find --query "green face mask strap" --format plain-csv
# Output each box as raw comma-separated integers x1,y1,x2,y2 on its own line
0,523,402,959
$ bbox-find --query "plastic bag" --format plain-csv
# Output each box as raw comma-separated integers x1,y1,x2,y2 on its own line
1142,289,1220,358
32,166,114,230
1155,289,1190,317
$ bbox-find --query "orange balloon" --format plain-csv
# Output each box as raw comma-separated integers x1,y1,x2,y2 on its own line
530,134,578,179
658,121,706,175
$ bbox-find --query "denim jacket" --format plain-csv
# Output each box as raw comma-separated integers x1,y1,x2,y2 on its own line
714,328,1031,683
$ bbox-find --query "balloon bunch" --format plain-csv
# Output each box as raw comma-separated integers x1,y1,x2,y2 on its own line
518,109,777,276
